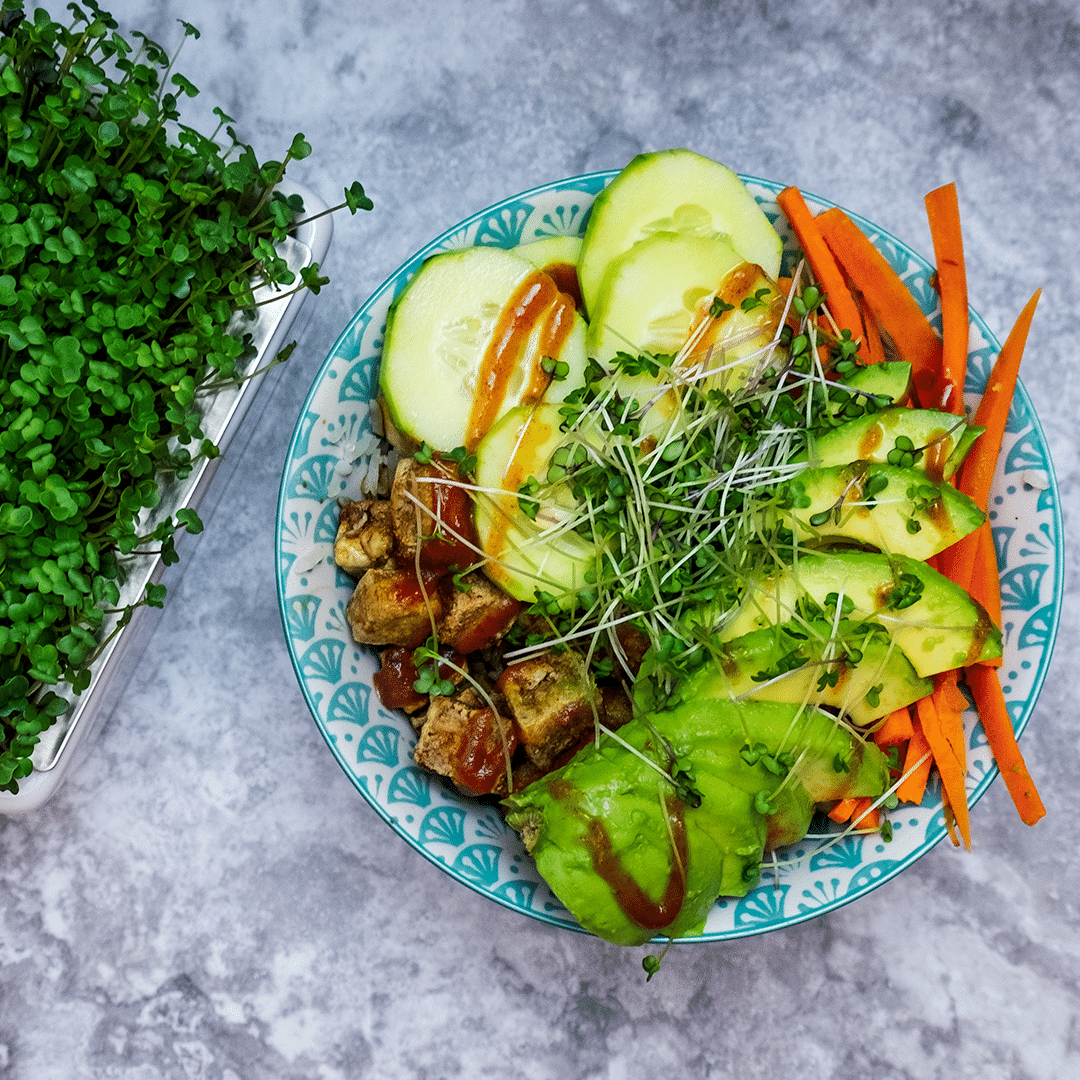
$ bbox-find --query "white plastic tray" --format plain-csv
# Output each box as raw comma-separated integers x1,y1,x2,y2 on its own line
0,179,334,814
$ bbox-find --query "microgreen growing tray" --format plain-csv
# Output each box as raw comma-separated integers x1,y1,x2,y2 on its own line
1,180,332,815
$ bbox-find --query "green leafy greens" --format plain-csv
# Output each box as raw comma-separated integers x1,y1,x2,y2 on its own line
0,1,371,791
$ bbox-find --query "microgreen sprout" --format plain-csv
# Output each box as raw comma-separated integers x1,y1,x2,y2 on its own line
0,1,370,790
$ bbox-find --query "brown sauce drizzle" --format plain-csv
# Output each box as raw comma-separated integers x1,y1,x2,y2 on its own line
859,424,884,459
522,289,576,404
924,429,950,484
465,271,562,450
683,261,769,354
715,263,764,316
483,411,554,566
965,604,997,664
925,493,952,533
542,261,584,311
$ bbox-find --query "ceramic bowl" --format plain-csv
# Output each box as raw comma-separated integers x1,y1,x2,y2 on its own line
276,172,1061,940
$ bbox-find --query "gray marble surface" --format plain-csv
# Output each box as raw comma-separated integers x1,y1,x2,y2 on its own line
2,0,1079,1076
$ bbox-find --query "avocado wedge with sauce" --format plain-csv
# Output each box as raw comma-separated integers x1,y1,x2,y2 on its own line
779,461,984,560
504,695,888,945
797,405,983,480
719,550,1001,678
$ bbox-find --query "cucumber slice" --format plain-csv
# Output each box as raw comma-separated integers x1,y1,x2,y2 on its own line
516,234,583,272
473,403,599,605
379,246,588,452
586,232,784,437
587,232,745,364
578,149,783,317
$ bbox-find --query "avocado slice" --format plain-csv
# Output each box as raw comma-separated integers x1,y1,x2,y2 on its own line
778,462,984,560
799,406,982,481
702,619,933,725
833,360,913,408
504,695,888,945
719,549,1001,678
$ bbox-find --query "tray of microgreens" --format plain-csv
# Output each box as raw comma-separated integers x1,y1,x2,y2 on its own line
0,1,370,809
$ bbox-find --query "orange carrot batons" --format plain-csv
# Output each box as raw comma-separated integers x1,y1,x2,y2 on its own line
915,689,971,849
873,707,915,748
924,182,969,415
955,289,1042,511
777,187,868,361
815,207,944,404
965,665,1046,826
897,723,933,805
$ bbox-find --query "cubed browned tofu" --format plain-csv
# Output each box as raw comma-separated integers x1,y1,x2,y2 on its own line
436,572,521,654
507,681,634,790
390,457,478,571
372,644,467,716
414,687,517,796
495,652,597,771
345,565,443,648
334,499,395,576
612,622,652,677
599,684,634,729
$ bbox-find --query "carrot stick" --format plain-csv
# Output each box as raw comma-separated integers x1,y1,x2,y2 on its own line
874,706,915,748
937,521,1003,655
954,289,1042,511
815,206,943,403
855,288,886,368
934,667,970,716
915,689,971,849
897,723,933,804
850,797,880,830
777,187,868,360
970,522,1003,657
933,669,969,787
965,664,1046,825
827,797,857,823
924,183,969,415
935,525,978,596
936,291,1040,631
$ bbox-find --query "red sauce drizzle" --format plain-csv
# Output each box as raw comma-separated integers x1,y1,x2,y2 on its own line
465,271,557,450
552,784,689,931
417,467,479,573
373,644,459,712
387,566,442,607
456,708,518,796
447,594,522,655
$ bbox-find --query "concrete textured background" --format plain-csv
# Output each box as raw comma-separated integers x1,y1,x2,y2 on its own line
1,1,1078,1077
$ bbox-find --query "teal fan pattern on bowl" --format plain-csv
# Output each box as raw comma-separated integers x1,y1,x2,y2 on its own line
275,173,1062,941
